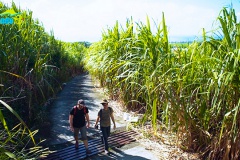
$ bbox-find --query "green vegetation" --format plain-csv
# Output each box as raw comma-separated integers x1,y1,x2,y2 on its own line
1,0,239,159
84,7,240,160
0,1,86,159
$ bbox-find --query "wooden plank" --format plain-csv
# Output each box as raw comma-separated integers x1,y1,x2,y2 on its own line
57,140,103,160
42,130,137,160
43,138,101,160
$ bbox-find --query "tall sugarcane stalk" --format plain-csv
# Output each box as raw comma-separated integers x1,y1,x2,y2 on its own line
85,6,240,159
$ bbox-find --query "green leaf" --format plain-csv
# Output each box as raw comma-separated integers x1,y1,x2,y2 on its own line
4,152,16,159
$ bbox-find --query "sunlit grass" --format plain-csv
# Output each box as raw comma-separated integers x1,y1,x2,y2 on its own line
0,1,86,159
84,7,240,160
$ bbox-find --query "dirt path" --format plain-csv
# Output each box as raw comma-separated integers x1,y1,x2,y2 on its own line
41,72,160,160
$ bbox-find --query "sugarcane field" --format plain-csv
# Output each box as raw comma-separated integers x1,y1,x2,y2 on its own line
0,1,240,160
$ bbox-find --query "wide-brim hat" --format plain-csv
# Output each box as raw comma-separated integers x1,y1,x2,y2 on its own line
100,99,109,104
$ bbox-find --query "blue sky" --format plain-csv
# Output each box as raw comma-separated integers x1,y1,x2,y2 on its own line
1,0,240,42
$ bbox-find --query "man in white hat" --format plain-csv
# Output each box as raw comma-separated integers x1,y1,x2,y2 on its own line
94,99,116,154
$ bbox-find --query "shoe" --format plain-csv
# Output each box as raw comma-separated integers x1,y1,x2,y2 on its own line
104,150,109,154
75,141,79,149
86,149,91,154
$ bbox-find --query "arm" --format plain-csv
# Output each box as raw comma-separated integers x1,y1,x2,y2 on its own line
110,113,116,129
69,114,74,131
94,110,101,129
94,116,100,128
85,113,90,128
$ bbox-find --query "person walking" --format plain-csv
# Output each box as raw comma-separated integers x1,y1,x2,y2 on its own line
94,99,116,154
69,99,91,154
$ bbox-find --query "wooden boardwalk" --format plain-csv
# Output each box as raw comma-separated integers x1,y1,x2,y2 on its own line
41,130,138,160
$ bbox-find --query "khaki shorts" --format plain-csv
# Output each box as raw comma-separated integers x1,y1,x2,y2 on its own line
74,125,87,140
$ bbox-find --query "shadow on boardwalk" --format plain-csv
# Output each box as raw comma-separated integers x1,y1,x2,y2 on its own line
40,72,159,160
41,72,106,146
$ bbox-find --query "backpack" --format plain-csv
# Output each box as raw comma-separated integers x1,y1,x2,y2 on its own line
73,106,87,115
99,107,112,118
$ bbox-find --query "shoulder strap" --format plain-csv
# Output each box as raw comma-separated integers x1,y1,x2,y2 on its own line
74,106,87,115
100,109,102,118
74,106,77,115
100,107,112,118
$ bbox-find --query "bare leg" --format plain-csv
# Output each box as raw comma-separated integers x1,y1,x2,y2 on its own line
83,140,88,149
74,131,79,149
74,135,78,142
